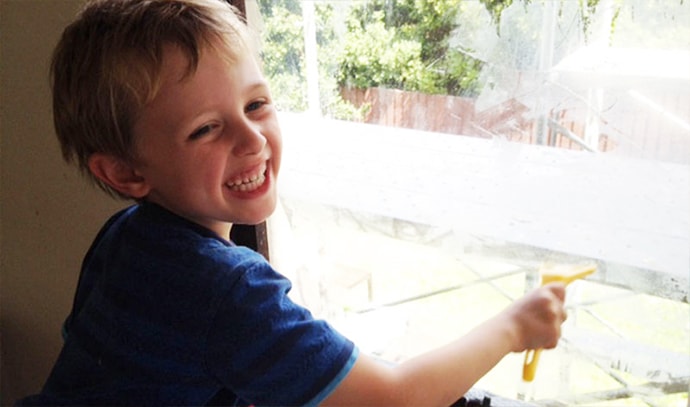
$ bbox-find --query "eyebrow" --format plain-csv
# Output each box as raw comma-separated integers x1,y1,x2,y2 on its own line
244,80,270,93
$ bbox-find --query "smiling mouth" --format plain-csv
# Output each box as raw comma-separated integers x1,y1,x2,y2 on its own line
226,166,267,192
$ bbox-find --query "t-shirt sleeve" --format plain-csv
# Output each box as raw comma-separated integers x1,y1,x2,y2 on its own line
204,255,357,406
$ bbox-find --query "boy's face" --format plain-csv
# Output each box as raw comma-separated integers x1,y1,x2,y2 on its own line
130,44,282,238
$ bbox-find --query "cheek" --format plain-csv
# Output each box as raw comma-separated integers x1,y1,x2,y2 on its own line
156,153,221,191
269,129,283,173
195,154,227,183
206,150,239,184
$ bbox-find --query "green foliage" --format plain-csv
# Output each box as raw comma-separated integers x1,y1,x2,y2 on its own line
607,0,689,48
336,0,484,96
479,0,626,40
258,0,685,113
259,0,675,111
258,2,306,112
257,0,367,120
479,0,518,28
440,50,483,96
337,12,427,91
257,0,301,16
314,3,370,120
578,0,602,36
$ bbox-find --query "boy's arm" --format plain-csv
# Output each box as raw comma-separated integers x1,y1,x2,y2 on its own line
321,283,567,407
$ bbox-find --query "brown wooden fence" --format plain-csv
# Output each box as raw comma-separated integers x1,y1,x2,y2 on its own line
340,87,689,164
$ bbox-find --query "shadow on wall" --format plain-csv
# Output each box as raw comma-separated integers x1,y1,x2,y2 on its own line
0,1,126,403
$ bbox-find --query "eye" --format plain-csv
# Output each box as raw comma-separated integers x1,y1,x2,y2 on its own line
246,99,267,113
188,124,216,140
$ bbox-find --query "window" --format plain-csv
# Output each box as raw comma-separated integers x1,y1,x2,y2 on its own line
253,1,690,405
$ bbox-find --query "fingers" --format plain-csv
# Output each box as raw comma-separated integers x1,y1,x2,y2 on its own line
505,283,570,352
544,284,567,348
525,284,568,350
537,283,567,324
545,282,568,325
543,281,566,302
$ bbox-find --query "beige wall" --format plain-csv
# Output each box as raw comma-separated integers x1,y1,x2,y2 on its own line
1,1,124,403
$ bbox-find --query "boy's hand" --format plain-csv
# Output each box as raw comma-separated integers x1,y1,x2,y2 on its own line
503,282,567,353
322,282,568,406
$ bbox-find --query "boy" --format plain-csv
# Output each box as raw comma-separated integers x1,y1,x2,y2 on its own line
19,0,567,405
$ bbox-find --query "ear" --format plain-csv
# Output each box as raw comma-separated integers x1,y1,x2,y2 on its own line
88,153,151,199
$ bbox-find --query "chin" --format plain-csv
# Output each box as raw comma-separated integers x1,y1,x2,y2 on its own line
236,203,277,225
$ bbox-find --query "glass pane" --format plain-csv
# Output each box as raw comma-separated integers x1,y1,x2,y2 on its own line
254,0,690,404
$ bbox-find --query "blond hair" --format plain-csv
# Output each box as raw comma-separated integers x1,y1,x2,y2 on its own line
51,0,255,198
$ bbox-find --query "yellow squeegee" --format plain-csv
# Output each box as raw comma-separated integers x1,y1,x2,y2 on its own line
522,262,596,385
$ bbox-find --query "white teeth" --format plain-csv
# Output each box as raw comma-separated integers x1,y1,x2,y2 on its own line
227,172,266,192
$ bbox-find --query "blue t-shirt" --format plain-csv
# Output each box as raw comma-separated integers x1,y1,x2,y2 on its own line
19,202,357,406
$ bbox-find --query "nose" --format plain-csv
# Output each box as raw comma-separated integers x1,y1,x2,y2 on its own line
232,119,267,156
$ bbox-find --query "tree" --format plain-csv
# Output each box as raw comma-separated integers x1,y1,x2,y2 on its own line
336,0,483,96
257,0,366,119
257,0,307,112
